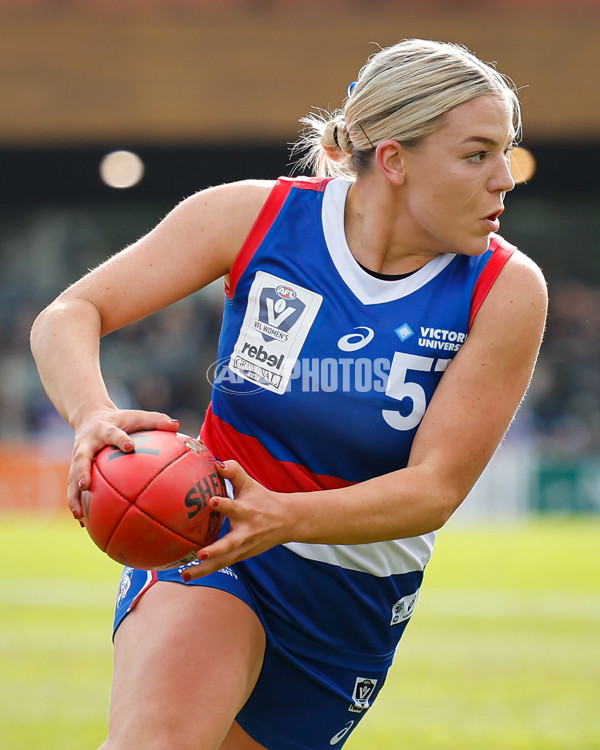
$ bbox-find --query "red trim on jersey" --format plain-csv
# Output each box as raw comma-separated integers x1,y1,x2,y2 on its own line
225,177,332,298
469,235,516,329
290,176,331,192
201,405,353,493
128,571,158,610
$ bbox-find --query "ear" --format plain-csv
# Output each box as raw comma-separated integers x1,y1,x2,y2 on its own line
375,139,406,186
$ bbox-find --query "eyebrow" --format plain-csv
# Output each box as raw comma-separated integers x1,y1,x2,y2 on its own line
461,136,501,147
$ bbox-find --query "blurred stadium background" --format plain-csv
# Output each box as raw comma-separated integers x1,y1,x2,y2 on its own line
1,0,599,519
1,3,599,749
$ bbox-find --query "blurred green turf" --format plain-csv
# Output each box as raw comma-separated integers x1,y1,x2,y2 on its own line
0,513,117,749
1,514,599,749
350,517,600,750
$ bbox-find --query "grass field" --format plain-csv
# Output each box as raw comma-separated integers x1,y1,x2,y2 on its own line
1,513,599,749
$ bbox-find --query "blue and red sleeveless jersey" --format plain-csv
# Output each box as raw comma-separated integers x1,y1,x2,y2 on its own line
197,176,515,660
201,176,514,498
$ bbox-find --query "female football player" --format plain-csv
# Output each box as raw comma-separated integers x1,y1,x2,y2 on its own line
31,39,547,750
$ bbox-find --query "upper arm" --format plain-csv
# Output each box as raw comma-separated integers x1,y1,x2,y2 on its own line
55,179,275,336
407,250,548,506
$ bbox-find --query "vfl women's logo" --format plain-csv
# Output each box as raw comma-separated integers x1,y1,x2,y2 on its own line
348,676,378,713
258,287,306,342
229,271,322,395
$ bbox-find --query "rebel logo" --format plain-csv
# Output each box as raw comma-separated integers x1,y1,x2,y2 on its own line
240,341,285,370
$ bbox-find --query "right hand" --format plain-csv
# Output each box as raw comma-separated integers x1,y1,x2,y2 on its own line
67,407,180,520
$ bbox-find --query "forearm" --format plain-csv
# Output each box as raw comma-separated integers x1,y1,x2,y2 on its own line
30,298,115,428
286,465,461,545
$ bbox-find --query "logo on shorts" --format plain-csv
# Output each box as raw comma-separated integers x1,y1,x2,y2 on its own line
116,567,133,606
329,720,355,745
348,676,378,713
390,591,419,625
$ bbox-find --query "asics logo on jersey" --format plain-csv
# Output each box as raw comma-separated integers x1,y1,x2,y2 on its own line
337,327,375,352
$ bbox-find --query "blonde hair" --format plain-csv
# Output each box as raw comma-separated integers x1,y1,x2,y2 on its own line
295,39,521,179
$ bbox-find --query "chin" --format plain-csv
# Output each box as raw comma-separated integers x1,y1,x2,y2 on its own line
450,238,489,257
468,234,492,256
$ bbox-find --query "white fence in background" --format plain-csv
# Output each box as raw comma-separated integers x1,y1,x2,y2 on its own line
455,441,600,523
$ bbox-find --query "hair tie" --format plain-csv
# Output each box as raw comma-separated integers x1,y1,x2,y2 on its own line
333,125,340,148
347,81,357,97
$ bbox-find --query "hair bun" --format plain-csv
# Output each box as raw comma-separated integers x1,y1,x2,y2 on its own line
322,117,353,157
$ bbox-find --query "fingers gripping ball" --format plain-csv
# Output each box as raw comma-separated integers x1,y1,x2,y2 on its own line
81,431,226,569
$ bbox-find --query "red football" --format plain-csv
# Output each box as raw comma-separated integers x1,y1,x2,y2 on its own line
81,430,226,569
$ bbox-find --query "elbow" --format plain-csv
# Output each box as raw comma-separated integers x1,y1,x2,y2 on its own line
30,305,52,359
431,501,457,531
30,299,72,361
425,482,468,532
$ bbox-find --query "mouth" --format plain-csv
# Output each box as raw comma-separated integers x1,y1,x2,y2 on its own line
482,207,504,232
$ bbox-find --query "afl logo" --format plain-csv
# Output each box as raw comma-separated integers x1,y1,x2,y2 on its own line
276,285,297,300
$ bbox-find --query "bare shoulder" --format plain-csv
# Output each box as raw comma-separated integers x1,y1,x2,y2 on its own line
182,179,276,225
468,246,548,369
167,179,273,258
502,248,547,299
187,178,276,206
482,247,548,327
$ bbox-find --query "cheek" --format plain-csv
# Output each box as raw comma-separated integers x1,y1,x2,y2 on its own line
407,170,475,231
419,185,464,222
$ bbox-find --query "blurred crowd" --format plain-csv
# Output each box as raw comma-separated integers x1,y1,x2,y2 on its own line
0,202,223,452
528,281,600,457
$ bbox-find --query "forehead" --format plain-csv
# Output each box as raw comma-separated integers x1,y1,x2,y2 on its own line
438,95,514,145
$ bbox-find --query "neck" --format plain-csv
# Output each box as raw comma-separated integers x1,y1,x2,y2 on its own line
344,176,439,275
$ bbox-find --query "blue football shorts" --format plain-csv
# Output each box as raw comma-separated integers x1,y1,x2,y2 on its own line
113,549,416,750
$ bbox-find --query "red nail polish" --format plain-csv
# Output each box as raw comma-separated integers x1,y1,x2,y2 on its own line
181,572,191,583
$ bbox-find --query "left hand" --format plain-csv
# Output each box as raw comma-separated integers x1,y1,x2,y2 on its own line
181,460,294,580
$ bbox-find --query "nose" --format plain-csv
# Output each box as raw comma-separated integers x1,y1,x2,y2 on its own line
489,152,515,193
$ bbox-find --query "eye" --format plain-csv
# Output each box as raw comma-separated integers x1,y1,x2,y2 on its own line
467,151,488,163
